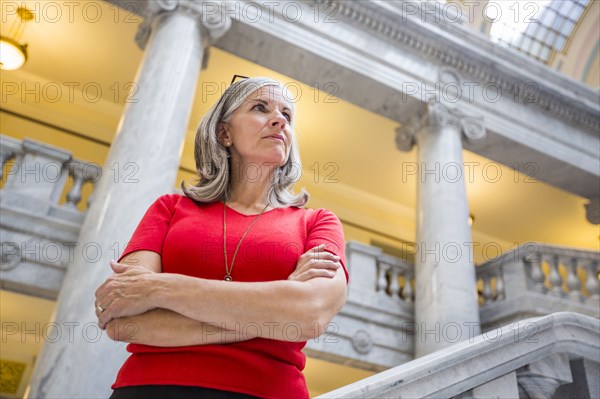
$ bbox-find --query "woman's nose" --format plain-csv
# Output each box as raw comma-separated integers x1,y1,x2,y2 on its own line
271,113,287,128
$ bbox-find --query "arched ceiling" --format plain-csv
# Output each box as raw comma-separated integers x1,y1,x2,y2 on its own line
488,0,589,63
452,0,599,87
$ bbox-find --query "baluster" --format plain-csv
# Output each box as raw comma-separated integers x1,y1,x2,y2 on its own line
585,260,599,304
403,273,414,303
377,262,389,294
65,162,84,208
84,163,101,209
528,253,545,293
548,255,563,297
482,275,493,304
86,181,97,209
495,268,505,300
566,258,582,302
0,148,15,180
389,267,400,298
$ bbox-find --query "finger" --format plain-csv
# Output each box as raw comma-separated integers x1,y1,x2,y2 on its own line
299,268,336,281
95,289,114,317
306,254,341,266
98,300,117,329
294,258,339,276
96,303,108,327
306,244,327,255
95,304,109,321
98,312,110,329
110,260,129,274
321,250,341,261
299,251,333,267
289,260,340,281
312,250,341,263
306,258,340,270
306,248,340,262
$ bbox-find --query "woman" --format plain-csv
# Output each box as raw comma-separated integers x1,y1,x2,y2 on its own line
95,77,349,399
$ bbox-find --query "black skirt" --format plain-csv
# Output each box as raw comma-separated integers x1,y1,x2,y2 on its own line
110,385,263,399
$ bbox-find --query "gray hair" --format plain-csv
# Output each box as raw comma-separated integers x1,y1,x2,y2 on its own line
182,77,309,207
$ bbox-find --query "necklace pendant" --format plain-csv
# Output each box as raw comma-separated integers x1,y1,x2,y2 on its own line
224,275,232,281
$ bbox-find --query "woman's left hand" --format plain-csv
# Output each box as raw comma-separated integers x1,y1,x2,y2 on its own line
288,244,341,282
95,260,160,329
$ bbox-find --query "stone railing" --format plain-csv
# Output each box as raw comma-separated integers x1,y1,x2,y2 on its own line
0,135,100,299
307,241,599,372
476,243,600,329
0,135,100,214
305,241,415,371
316,312,600,398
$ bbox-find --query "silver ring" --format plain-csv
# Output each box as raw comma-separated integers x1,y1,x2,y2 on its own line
96,305,104,313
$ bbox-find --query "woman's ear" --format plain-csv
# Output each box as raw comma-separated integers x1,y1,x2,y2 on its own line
217,123,231,147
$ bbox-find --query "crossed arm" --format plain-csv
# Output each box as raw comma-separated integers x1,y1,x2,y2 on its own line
95,246,346,347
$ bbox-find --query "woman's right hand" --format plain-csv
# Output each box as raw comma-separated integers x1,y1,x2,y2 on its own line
288,244,342,282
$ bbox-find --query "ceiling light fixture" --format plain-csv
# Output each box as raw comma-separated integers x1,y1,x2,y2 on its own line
0,7,34,71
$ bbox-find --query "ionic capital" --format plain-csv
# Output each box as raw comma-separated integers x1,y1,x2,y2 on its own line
135,0,231,51
395,100,486,152
395,113,421,152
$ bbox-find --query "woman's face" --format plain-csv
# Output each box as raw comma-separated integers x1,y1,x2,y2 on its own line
221,85,293,168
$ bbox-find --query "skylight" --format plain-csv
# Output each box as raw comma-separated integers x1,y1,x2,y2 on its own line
488,0,590,63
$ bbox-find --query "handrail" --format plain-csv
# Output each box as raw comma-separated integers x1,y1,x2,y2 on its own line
316,312,600,398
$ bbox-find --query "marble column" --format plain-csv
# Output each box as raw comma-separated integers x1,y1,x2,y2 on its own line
27,2,230,398
396,100,485,357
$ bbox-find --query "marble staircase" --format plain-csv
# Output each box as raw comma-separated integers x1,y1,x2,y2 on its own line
315,312,600,398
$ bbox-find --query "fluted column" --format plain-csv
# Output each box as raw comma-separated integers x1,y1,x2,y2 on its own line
28,2,230,397
396,100,485,357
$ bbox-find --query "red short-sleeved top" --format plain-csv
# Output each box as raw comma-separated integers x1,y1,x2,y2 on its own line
111,194,348,399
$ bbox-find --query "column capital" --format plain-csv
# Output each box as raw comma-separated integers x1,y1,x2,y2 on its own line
395,100,486,152
135,0,231,54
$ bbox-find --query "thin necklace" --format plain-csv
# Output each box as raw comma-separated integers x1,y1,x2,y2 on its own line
223,201,270,281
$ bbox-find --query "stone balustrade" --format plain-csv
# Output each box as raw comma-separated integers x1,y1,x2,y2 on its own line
476,260,506,306
0,135,100,299
306,240,599,372
476,243,600,329
376,250,415,304
534,246,600,303
317,312,600,398
305,241,415,371
1,135,100,215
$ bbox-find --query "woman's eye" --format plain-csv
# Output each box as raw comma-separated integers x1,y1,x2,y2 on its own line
252,104,266,112
283,113,291,122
